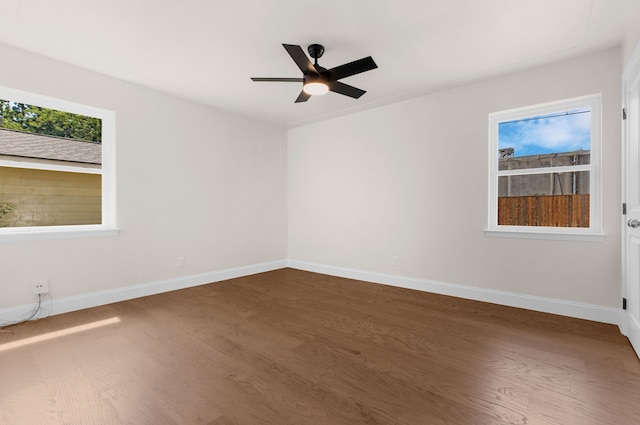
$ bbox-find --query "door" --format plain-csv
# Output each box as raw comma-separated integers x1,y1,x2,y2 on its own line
623,45,640,359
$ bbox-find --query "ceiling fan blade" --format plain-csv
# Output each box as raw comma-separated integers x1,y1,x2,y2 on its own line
328,81,366,99
321,56,377,82
295,91,312,103
251,77,304,82
283,44,318,75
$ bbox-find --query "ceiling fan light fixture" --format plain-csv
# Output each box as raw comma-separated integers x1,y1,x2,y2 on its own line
303,82,329,96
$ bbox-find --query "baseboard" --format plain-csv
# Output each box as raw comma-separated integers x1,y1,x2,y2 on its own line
287,260,623,326
2,259,623,329
0,260,287,324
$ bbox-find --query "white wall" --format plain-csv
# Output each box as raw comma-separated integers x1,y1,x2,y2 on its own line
0,43,625,321
623,26,640,68
288,47,622,309
0,42,287,311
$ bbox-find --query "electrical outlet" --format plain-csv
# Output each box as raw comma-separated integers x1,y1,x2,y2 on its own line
33,279,49,294
177,257,185,268
392,256,399,266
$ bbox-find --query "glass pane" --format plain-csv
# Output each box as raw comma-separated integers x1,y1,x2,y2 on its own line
498,109,590,169
0,167,102,227
0,99,102,228
498,172,589,228
0,99,101,142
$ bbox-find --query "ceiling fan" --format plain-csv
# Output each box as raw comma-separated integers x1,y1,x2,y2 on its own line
251,43,378,103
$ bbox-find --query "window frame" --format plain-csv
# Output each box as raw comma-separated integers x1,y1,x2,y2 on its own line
486,94,604,241
0,85,118,241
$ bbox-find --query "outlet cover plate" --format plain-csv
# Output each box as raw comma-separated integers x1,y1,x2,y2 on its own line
33,279,49,294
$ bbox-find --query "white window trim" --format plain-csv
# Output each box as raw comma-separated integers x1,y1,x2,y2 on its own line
0,86,118,241
485,94,604,241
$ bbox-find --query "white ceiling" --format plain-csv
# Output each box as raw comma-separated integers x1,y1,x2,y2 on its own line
0,0,638,128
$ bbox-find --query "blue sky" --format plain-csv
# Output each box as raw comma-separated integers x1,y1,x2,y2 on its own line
498,109,591,157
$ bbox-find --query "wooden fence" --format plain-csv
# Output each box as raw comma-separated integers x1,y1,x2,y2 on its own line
498,194,589,228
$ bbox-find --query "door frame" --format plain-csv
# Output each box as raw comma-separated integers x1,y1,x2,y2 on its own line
622,41,640,357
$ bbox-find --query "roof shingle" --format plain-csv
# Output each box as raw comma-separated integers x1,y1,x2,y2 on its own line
0,128,101,165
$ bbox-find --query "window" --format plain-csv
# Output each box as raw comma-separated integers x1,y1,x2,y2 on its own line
487,95,602,240
0,86,116,241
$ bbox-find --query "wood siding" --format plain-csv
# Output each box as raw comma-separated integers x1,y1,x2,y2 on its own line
0,166,101,227
498,194,589,227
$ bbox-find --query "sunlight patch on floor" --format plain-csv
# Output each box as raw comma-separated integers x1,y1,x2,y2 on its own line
0,317,121,352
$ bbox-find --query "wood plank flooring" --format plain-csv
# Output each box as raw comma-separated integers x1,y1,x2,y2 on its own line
0,268,639,424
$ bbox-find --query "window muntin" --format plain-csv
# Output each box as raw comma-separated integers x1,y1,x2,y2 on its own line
0,86,116,239
488,95,601,237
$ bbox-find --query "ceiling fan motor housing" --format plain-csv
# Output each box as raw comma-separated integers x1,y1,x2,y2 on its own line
304,73,326,84
307,44,325,60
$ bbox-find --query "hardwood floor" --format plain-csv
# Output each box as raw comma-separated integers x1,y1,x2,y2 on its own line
0,268,639,424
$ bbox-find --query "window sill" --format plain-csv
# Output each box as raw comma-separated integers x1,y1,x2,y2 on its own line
484,229,606,242
0,226,120,242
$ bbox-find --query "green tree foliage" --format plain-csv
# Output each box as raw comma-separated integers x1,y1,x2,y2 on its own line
0,100,101,143
0,202,15,226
